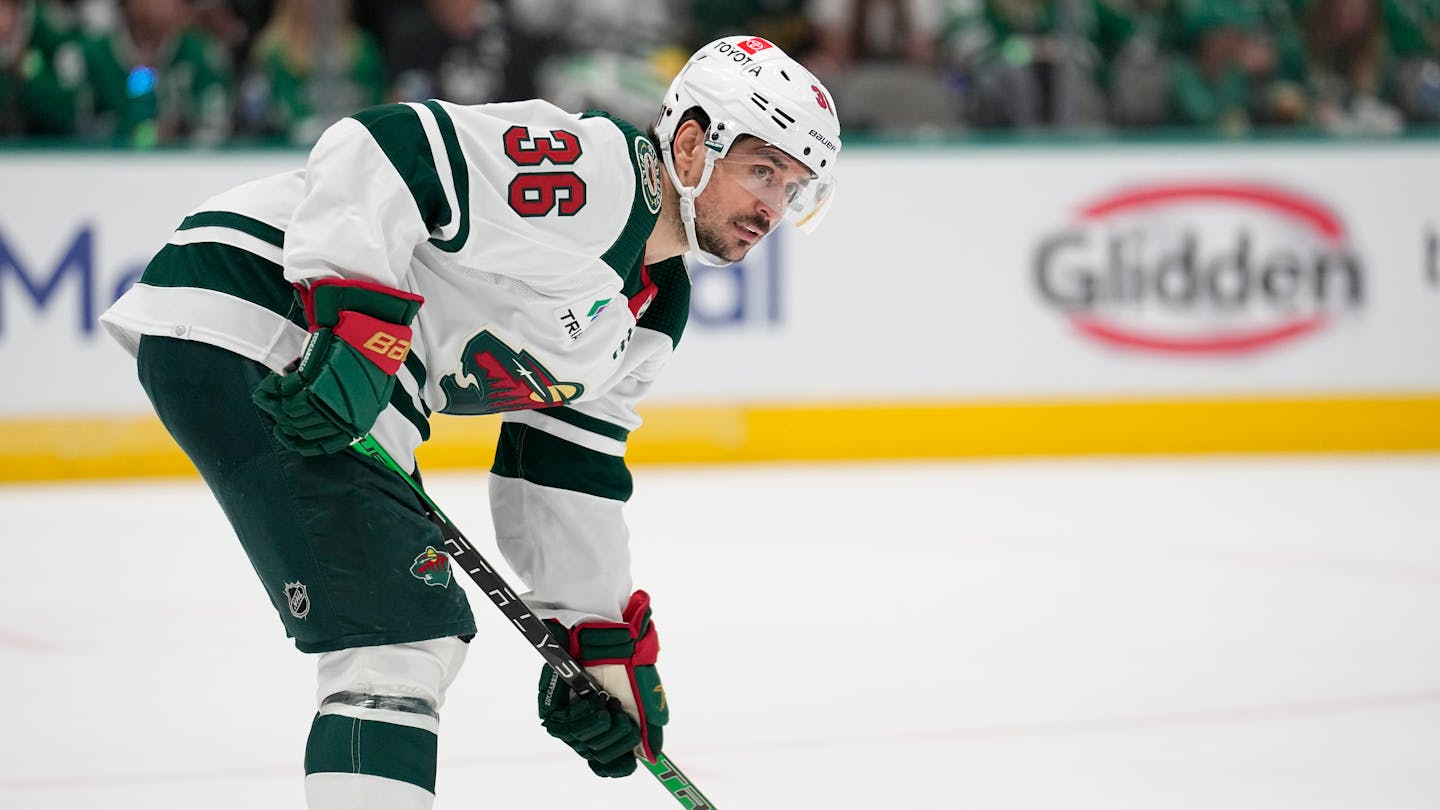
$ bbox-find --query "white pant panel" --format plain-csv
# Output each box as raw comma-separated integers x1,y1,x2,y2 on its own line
305,772,434,810
315,636,470,715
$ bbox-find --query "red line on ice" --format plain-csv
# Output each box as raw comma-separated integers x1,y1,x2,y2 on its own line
0,628,54,651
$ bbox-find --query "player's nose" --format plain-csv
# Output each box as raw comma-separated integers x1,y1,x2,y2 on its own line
752,194,780,228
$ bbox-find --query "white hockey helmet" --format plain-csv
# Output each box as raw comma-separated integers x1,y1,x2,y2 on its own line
654,36,842,262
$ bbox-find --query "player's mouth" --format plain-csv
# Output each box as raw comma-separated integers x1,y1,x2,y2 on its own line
733,219,767,243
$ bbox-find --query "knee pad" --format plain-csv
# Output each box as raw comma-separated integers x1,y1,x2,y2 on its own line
315,636,469,732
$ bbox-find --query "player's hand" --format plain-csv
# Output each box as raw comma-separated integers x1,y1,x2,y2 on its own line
537,590,669,777
253,279,422,456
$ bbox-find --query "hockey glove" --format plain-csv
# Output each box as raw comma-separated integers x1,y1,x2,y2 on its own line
538,590,669,778
253,279,423,456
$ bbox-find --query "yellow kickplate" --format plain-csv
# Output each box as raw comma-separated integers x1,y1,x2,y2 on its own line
3,395,1438,483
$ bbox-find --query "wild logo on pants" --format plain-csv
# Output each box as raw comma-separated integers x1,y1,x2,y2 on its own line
410,546,453,588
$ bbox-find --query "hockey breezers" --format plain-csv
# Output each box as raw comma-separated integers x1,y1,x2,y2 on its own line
350,436,715,809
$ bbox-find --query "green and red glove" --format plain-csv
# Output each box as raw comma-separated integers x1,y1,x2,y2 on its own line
538,590,669,778
253,278,423,456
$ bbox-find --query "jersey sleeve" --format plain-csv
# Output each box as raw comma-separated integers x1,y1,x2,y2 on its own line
488,258,690,625
281,102,461,289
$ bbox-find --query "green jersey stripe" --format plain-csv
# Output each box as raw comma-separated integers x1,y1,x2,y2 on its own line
582,111,659,288
403,353,428,392
389,382,431,441
141,242,305,327
421,100,471,253
148,243,429,438
304,713,437,793
351,104,454,237
535,405,630,442
492,422,633,501
177,211,285,248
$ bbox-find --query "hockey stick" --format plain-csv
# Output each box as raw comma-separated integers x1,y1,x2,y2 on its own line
350,435,716,810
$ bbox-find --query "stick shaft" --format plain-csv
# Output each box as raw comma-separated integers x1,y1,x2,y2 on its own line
351,437,717,809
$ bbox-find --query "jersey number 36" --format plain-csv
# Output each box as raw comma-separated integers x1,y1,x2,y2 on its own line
503,126,588,217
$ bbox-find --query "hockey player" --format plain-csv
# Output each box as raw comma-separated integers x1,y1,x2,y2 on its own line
98,35,840,809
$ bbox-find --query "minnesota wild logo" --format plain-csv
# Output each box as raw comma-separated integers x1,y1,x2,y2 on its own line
635,136,662,215
439,330,584,414
409,546,453,588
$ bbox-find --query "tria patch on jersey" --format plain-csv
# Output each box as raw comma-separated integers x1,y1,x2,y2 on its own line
555,305,585,341
439,330,585,414
554,297,613,342
587,297,613,319
635,136,662,215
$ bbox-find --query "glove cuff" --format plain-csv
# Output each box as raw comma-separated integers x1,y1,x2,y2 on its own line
559,590,665,763
565,591,657,664
300,279,424,375
302,278,424,328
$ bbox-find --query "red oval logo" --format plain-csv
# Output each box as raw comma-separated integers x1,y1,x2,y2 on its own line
1036,182,1363,355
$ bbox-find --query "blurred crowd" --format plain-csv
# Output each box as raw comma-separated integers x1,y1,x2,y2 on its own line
1,0,1437,146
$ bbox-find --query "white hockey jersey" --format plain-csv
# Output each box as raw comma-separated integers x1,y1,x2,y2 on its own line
101,99,691,625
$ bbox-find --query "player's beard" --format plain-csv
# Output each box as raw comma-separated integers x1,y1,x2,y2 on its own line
695,213,767,263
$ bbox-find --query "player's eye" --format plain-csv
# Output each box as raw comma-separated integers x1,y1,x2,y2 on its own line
752,164,775,183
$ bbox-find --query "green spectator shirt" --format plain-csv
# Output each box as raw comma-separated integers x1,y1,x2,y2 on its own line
0,0,88,135
248,30,384,144
1384,0,1440,56
82,25,232,145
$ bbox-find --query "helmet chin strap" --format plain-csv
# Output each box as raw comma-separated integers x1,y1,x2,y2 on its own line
660,137,732,267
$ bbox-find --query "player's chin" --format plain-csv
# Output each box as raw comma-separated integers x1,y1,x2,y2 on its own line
718,239,757,262
698,230,758,263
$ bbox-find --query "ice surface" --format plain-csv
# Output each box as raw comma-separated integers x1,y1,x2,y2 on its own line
2,456,1438,809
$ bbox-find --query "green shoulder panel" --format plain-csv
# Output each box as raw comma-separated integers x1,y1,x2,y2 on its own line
581,110,665,287
349,103,458,242
637,255,691,348
421,100,471,253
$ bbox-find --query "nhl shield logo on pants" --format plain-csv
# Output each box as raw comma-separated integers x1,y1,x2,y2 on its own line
284,581,310,619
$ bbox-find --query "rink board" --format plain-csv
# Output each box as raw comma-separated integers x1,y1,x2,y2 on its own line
4,395,1439,481
1,139,1437,479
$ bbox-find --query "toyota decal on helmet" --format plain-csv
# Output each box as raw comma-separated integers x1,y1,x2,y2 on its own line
653,36,842,265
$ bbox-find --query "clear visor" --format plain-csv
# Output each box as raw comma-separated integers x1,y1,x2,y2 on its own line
716,147,838,235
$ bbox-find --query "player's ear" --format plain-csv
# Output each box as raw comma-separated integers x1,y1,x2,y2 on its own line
672,120,706,184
